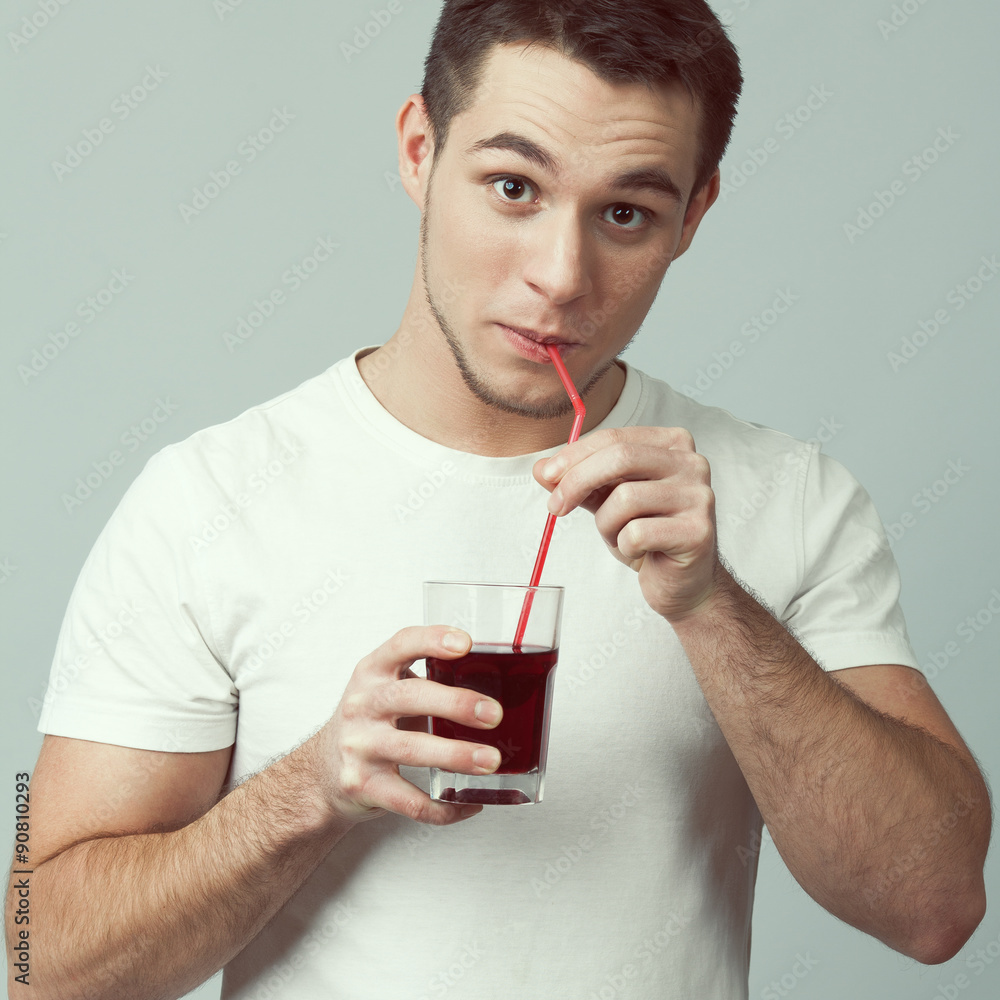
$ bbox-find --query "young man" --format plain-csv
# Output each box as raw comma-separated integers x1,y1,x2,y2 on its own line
7,2,990,998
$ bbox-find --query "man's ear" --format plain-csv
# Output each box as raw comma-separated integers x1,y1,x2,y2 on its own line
396,94,436,211
672,168,721,261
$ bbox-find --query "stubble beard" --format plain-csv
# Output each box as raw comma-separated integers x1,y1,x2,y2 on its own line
418,172,631,421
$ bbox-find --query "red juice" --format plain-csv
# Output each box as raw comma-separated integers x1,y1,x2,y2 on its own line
426,642,558,773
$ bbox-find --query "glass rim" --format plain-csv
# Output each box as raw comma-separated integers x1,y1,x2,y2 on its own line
423,580,564,593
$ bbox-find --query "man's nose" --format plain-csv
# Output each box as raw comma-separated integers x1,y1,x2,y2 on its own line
522,209,593,305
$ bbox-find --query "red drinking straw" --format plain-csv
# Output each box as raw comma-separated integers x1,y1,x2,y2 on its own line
513,344,586,650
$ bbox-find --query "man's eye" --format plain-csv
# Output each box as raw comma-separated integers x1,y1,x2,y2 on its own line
602,204,648,229
492,177,535,203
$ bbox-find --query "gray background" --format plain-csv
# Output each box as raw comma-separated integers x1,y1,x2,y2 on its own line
2,0,998,996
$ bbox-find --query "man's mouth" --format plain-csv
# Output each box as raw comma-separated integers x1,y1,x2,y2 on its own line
500,323,582,346
498,324,584,363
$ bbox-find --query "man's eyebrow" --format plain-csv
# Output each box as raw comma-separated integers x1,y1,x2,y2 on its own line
465,131,558,172
464,131,684,204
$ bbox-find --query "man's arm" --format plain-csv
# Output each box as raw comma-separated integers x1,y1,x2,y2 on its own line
4,626,502,1000
669,565,991,964
5,734,354,1000
532,425,992,964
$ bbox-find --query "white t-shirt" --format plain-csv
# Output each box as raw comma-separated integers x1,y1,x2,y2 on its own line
38,347,919,999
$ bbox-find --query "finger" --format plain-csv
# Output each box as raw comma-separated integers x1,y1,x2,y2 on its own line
592,479,696,552
365,676,503,730
375,727,505,776
362,625,472,680
538,426,698,486
616,512,716,565
549,446,707,517
364,771,484,826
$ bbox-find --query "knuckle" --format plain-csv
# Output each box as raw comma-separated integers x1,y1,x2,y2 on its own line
402,797,425,822
339,691,368,722
672,427,696,451
692,453,711,481
606,426,628,448
694,483,715,509
388,629,408,657
615,479,641,507
688,518,714,549
336,756,368,800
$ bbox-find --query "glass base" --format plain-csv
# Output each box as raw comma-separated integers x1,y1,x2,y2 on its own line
429,768,543,805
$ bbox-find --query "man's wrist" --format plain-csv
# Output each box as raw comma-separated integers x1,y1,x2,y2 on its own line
664,559,743,632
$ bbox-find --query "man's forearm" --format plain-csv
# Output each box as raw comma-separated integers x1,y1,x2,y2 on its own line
670,564,991,964
8,734,353,1000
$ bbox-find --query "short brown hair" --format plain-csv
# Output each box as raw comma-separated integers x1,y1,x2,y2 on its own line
420,0,743,197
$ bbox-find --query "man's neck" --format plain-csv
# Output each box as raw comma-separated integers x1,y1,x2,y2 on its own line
355,340,627,457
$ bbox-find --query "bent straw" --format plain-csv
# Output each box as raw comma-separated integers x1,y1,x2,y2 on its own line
513,344,586,650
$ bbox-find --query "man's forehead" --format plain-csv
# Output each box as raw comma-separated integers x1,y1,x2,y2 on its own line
453,42,700,195
466,40,691,129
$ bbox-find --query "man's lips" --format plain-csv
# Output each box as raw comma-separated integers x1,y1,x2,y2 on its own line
499,323,581,346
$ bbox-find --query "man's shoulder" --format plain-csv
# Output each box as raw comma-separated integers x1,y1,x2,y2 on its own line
132,355,360,503
631,365,813,470
165,356,355,462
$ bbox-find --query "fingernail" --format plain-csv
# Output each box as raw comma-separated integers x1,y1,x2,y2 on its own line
473,747,501,771
546,493,563,515
442,631,468,652
474,699,501,725
459,805,481,819
542,459,562,480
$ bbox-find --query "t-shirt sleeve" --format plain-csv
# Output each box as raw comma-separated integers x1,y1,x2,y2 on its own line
37,445,239,752
782,447,922,673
